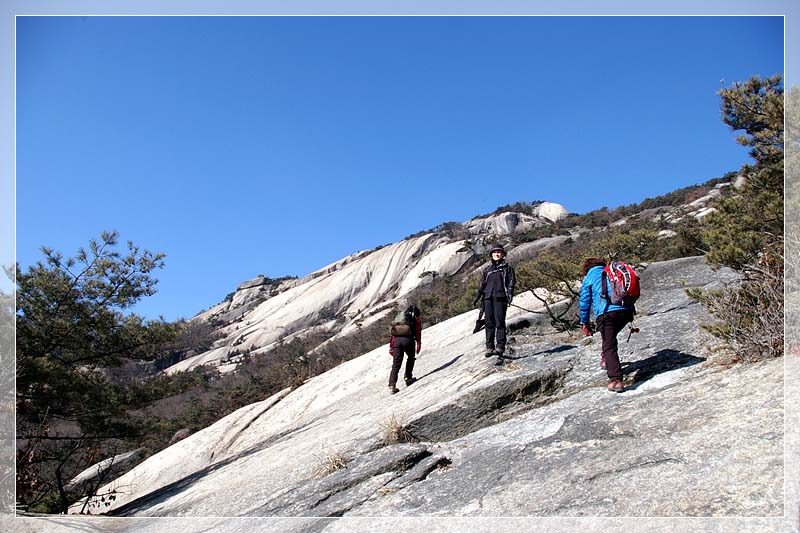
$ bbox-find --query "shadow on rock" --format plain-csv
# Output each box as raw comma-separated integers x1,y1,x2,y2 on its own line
504,344,576,361
622,349,705,388
418,354,464,381
643,300,700,317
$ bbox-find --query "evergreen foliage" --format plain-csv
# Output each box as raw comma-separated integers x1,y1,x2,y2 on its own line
690,75,784,361
516,252,582,330
15,232,180,513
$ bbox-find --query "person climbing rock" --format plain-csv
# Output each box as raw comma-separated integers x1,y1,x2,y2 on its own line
578,257,635,393
388,304,422,394
473,244,515,364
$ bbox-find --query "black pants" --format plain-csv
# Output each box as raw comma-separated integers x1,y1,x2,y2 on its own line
484,297,508,352
389,336,416,386
598,309,634,381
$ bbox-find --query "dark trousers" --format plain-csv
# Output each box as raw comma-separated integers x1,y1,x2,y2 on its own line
598,310,634,381
389,336,416,386
484,297,508,352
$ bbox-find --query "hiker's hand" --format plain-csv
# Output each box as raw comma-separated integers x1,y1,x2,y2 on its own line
416,342,421,354
389,347,394,356
581,323,593,337
472,295,481,307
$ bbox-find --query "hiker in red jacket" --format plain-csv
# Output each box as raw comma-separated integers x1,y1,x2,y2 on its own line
388,304,422,394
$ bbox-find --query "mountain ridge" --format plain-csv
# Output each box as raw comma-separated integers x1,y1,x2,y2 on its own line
166,177,731,376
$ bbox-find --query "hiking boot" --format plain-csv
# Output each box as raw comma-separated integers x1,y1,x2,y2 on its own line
389,385,399,394
494,356,504,366
405,377,417,387
485,348,496,357
607,380,624,393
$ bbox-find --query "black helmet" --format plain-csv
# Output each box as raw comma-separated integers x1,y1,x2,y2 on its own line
406,304,421,318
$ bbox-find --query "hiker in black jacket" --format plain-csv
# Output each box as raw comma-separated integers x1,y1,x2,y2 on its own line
388,304,422,394
473,245,515,361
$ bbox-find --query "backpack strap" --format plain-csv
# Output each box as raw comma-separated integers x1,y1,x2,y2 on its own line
601,269,609,301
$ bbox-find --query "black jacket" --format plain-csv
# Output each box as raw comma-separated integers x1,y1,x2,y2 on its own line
477,260,515,302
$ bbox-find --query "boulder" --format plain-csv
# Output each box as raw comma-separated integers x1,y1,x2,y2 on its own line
66,448,146,492
533,201,569,222
168,429,192,446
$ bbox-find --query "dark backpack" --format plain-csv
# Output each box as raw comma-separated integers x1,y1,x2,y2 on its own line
601,261,640,307
390,309,415,337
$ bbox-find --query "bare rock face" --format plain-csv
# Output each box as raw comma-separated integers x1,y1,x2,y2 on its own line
463,202,568,236
169,234,474,374
69,256,783,522
236,275,268,291
533,201,569,222
506,234,574,263
167,429,192,446
66,448,147,492
465,212,540,235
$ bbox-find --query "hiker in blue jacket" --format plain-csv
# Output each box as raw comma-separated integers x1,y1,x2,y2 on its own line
579,257,635,393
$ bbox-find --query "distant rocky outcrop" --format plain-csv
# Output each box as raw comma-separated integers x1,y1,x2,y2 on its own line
167,429,192,446
464,202,568,235
69,256,783,521
65,448,146,493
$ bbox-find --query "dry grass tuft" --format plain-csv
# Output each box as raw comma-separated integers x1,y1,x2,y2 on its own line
380,413,418,444
312,451,348,478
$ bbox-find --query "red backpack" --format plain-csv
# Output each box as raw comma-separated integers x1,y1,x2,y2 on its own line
601,261,640,307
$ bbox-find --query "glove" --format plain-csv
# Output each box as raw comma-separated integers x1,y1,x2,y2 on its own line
416,342,421,354
472,294,482,308
581,323,593,337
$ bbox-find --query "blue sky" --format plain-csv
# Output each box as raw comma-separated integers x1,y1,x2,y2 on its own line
15,15,783,321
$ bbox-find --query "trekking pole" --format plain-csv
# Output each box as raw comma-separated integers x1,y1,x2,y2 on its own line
626,322,640,343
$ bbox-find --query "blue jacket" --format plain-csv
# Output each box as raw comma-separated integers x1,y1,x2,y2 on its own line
579,265,631,324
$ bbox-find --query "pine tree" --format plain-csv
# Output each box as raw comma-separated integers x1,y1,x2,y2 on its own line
16,231,177,513
690,75,784,361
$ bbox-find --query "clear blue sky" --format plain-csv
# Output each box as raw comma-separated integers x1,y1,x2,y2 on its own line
16,16,783,321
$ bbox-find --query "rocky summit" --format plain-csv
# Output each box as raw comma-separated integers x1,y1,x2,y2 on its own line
43,255,783,532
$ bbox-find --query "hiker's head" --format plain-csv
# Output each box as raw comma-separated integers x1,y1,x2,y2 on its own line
582,257,606,275
490,245,506,261
406,304,421,318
